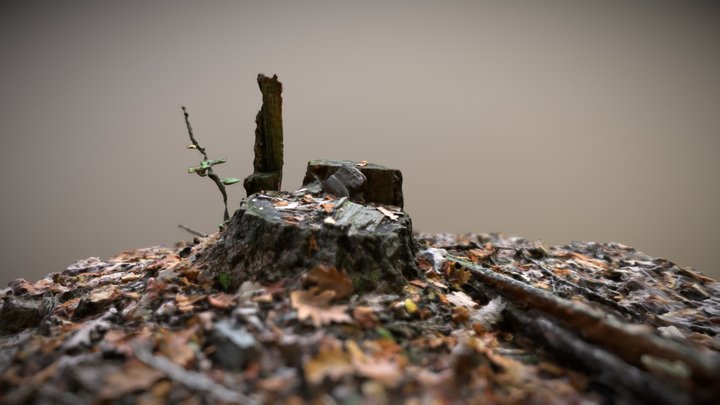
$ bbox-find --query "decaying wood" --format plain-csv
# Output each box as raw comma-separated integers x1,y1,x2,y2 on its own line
244,74,284,195
303,159,404,207
319,162,366,198
454,256,720,385
410,232,720,404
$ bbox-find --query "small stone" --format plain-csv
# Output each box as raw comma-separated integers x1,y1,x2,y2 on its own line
211,320,260,370
0,296,46,334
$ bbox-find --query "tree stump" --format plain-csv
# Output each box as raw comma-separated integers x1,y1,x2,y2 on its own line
201,183,418,293
302,159,404,208
244,74,284,195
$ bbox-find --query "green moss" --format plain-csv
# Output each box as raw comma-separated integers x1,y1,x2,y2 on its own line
217,271,232,292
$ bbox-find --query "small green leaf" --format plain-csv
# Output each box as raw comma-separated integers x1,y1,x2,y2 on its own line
217,271,232,292
201,159,227,169
222,177,241,185
188,166,208,176
375,327,394,340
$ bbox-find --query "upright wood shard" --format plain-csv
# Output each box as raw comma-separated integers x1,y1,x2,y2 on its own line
244,74,284,195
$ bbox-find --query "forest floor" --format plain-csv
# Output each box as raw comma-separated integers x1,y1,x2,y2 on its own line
1,231,719,404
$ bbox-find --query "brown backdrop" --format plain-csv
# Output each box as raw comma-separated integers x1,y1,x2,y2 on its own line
1,1,719,286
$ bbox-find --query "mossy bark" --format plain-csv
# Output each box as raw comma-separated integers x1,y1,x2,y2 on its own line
244,74,284,195
200,192,418,293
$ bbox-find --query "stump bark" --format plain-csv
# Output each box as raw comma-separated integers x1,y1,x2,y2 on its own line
244,74,284,195
201,187,418,293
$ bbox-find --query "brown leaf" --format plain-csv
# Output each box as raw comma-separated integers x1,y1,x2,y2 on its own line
304,266,354,300
175,294,205,313
291,288,352,327
208,293,235,309
468,247,495,263
446,291,477,308
304,345,353,385
99,361,164,399
158,326,198,367
354,359,403,387
446,264,471,287
352,306,379,329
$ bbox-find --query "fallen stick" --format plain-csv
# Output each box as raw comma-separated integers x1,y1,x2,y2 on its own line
451,255,720,388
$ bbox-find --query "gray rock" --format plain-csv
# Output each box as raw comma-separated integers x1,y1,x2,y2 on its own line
0,296,46,334
211,320,260,370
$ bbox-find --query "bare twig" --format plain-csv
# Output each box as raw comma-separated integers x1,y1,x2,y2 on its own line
182,106,230,222
178,224,206,238
132,342,258,404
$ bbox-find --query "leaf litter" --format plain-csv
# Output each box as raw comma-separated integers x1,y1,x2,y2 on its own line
0,231,718,403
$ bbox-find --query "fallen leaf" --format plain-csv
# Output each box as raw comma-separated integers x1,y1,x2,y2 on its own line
376,206,399,221
175,294,205,313
452,306,470,323
468,247,495,263
404,298,418,314
446,291,477,308
158,326,198,367
352,306,379,329
291,288,352,327
208,293,235,309
304,345,353,385
304,266,354,300
99,361,164,399
354,359,403,387
446,264,471,287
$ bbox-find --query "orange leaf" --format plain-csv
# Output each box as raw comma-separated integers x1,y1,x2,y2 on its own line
208,293,235,309
304,266,354,300
291,288,352,327
304,345,353,385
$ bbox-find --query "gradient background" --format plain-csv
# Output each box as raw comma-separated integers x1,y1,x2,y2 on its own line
1,1,719,286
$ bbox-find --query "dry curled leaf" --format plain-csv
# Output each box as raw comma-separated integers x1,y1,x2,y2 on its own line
376,206,399,221
304,345,353,385
446,291,477,308
353,359,403,387
208,293,235,309
99,361,164,399
291,288,352,327
304,266,354,300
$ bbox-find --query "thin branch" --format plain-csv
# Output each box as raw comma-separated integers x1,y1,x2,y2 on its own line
181,106,231,223
178,224,206,238
182,106,207,159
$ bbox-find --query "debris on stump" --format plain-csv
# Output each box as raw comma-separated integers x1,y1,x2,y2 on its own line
303,159,405,208
200,181,418,293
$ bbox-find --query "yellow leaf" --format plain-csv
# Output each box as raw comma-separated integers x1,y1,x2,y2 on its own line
404,298,417,314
